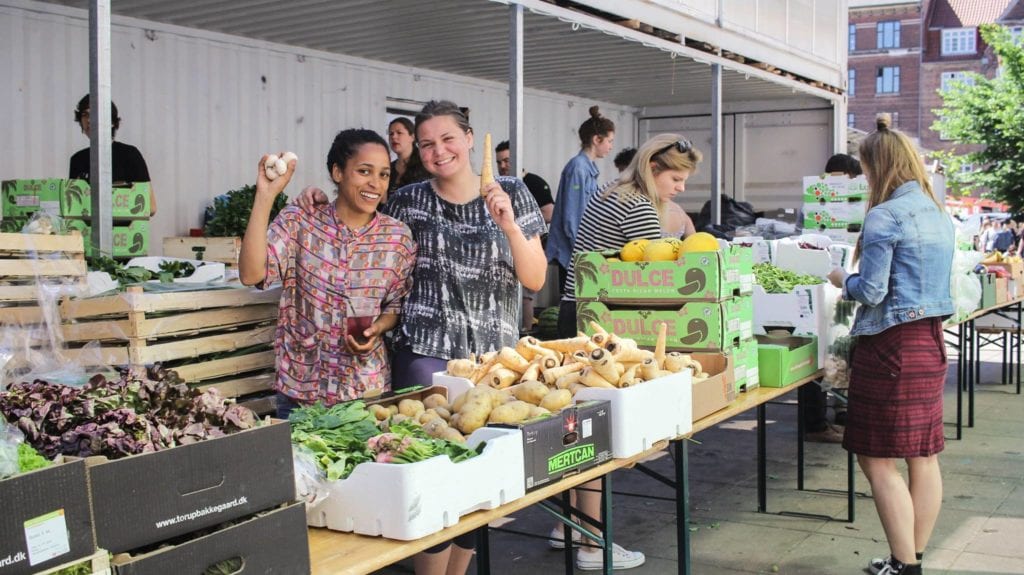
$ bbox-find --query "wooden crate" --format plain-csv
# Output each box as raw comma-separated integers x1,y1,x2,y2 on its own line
0,231,86,304
162,236,241,266
38,548,111,575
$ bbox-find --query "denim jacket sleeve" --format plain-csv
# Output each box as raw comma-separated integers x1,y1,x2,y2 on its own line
844,207,901,307
558,164,590,241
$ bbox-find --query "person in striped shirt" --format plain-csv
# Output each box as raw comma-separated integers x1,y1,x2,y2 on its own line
549,133,703,571
239,129,417,417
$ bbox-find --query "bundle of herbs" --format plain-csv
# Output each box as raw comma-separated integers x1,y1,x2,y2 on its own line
290,401,484,482
0,367,259,460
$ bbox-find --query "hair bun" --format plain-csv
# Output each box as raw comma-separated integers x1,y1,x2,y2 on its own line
459,107,470,120
589,105,602,119
875,113,892,130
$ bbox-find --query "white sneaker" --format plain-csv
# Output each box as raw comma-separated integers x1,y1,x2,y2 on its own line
576,543,646,570
869,556,891,575
547,526,583,549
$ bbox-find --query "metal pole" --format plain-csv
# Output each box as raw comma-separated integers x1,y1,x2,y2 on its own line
710,63,723,226
509,3,524,177
675,440,691,575
89,0,113,255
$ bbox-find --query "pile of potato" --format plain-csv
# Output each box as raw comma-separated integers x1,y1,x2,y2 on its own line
438,322,710,433
367,394,466,443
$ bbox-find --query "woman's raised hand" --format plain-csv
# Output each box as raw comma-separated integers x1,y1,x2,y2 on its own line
483,181,517,233
256,153,295,200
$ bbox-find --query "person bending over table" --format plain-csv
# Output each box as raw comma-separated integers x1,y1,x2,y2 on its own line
828,113,954,575
239,129,416,419
297,100,546,575
553,133,704,571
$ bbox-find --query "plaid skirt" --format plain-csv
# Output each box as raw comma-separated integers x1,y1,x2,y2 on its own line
843,317,948,458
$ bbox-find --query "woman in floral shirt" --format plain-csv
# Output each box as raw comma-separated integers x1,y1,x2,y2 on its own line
239,129,416,418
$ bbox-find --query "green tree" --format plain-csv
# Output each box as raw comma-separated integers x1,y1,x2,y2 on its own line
932,24,1024,211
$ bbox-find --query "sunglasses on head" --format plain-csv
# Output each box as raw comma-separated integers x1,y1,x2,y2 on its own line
657,139,692,156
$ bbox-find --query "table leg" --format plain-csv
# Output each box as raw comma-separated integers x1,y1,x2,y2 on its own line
602,474,613,575
562,491,573,574
847,449,855,523
1017,302,1022,394
957,323,964,440
970,319,977,428
674,440,690,575
797,384,805,491
476,526,491,575
757,403,767,513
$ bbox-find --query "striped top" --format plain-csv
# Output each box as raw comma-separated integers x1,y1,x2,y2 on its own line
263,203,416,404
563,188,662,301
385,176,546,361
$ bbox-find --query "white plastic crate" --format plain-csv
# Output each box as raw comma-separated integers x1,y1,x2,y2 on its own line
300,426,524,540
432,370,693,459
574,370,693,458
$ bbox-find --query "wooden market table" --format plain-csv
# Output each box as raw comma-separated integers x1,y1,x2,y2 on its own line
308,372,827,575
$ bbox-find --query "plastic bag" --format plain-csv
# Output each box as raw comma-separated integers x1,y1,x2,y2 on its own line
949,248,984,324
695,194,757,232
21,211,65,235
0,424,24,479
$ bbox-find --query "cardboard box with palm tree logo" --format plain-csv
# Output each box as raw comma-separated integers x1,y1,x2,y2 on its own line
65,219,149,257
62,180,151,219
576,297,753,352
573,245,754,303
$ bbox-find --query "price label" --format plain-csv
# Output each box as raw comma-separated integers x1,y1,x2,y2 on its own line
24,510,70,566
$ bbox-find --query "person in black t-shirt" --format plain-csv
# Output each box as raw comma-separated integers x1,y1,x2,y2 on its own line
69,95,156,215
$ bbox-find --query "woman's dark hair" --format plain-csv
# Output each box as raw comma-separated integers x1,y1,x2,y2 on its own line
579,106,615,149
414,100,472,137
824,153,862,177
388,117,415,135
74,94,120,134
326,128,389,178
614,148,637,171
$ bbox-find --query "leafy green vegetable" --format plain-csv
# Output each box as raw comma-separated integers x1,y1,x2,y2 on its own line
87,255,154,286
203,185,287,238
18,442,50,473
753,263,824,293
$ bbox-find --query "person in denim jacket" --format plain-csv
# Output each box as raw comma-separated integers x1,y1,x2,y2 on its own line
828,114,954,575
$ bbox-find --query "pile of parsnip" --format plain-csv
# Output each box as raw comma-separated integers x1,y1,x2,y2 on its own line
438,323,710,433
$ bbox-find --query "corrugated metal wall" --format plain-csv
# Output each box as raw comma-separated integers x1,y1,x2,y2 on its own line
0,1,636,253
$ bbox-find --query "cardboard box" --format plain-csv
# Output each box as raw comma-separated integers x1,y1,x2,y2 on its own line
731,237,774,264
756,335,819,387
803,174,869,204
162,237,241,266
802,201,866,232
984,261,1024,286
65,219,149,257
1,179,62,218
303,427,525,539
573,245,754,303
577,298,753,352
87,421,294,554
574,372,690,459
491,400,612,491
980,273,1009,308
761,207,800,226
728,338,760,392
0,460,95,575
753,283,833,367
0,217,26,233
690,352,737,421
112,502,309,575
62,180,151,219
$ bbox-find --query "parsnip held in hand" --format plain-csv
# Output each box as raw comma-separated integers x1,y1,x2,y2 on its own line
480,133,495,196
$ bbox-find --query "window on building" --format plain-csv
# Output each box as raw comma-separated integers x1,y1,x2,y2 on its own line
849,24,857,52
876,66,900,94
960,163,974,173
848,69,856,96
891,112,899,127
877,20,901,49
1011,26,1023,46
942,28,976,55
847,113,855,128
941,71,975,92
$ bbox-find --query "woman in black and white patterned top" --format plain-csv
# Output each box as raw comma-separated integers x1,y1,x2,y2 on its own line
551,133,703,571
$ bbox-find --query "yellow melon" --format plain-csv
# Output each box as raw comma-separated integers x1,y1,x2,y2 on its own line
620,239,650,262
643,239,679,261
679,232,720,254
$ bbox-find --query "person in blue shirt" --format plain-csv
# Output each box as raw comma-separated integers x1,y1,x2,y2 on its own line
546,106,615,295
828,114,954,575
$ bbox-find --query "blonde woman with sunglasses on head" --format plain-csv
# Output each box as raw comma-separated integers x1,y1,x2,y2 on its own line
549,133,702,571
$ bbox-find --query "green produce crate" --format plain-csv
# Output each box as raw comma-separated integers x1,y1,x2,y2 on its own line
577,297,753,352
802,174,869,204
62,180,151,219
1,179,62,218
65,219,149,257
756,335,819,388
802,201,866,231
574,245,754,303
727,338,760,392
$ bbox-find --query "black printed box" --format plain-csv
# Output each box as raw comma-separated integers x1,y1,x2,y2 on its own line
86,420,294,554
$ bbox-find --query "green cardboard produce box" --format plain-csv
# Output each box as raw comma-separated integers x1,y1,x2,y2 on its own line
0,217,27,233
65,219,149,257
577,297,753,351
802,174,869,204
574,245,754,303
62,180,151,219
756,335,819,387
1,179,62,218
979,273,1008,309
728,338,760,392
802,202,866,232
